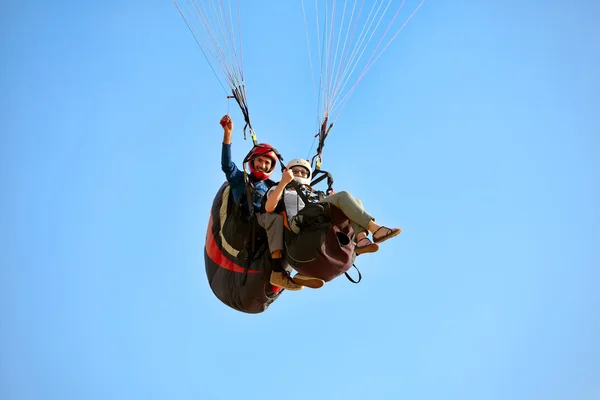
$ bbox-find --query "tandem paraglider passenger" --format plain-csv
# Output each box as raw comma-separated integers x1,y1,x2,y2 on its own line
264,158,402,287
219,115,303,291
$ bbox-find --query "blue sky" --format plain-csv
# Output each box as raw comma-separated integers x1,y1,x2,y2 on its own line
1,1,599,399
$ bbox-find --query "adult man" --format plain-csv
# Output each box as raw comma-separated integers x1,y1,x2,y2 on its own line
219,115,302,291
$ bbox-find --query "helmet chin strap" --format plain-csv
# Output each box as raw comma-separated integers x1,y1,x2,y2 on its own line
292,176,311,186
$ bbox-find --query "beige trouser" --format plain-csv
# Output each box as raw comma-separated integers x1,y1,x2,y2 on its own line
256,212,284,253
318,190,373,235
290,190,373,236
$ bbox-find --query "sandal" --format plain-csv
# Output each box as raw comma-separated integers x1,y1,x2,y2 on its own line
372,226,402,244
355,237,379,255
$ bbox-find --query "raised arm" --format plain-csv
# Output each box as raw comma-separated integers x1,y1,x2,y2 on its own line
219,115,243,183
265,169,294,212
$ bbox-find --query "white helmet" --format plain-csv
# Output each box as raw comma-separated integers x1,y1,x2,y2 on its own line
286,158,312,186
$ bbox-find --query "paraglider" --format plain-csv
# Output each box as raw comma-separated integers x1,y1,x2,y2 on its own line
265,158,402,283
172,0,424,313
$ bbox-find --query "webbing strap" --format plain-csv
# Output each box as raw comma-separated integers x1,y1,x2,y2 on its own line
344,264,362,284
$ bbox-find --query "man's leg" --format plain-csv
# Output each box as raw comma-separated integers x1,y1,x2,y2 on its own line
319,192,401,245
256,213,303,291
318,191,373,230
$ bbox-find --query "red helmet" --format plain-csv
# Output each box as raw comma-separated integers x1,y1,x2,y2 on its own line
247,143,277,181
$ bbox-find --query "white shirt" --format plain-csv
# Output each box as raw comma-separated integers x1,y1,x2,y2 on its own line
267,187,305,221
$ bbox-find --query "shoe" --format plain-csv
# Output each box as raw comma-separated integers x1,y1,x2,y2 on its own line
292,274,325,289
270,271,303,291
355,237,379,255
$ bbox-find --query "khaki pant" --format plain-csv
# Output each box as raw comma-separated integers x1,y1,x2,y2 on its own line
256,212,284,253
290,190,374,236
318,191,373,235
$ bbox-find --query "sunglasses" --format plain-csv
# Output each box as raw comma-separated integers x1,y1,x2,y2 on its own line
291,168,309,177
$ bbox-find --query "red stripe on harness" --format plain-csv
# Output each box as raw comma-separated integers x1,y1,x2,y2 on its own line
205,215,261,274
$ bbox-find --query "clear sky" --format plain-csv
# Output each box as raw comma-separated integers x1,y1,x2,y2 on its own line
1,1,599,399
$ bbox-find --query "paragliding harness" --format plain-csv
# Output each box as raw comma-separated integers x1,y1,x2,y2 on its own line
252,116,362,284
304,116,362,283
282,176,362,284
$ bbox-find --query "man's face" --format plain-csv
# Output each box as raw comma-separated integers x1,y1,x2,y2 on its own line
253,156,272,173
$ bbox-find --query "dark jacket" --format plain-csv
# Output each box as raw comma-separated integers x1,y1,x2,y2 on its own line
221,143,271,214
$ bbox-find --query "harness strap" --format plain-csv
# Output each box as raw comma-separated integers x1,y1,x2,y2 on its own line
344,264,362,284
229,85,254,144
